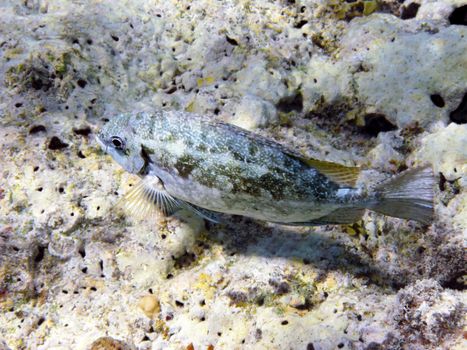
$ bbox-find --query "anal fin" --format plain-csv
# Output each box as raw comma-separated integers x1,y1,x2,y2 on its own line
279,207,365,226
181,202,223,223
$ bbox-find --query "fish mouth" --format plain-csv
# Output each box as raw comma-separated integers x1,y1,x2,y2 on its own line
95,134,108,153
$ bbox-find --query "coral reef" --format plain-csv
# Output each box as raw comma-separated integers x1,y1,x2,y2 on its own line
0,0,465,349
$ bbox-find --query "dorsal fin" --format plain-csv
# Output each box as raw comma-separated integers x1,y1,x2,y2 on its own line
300,158,360,187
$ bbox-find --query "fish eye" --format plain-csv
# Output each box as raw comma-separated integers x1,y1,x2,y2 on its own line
110,136,124,149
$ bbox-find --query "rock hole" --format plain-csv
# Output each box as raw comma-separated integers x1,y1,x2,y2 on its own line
81,267,88,273
217,332,222,337
276,92,303,113
175,300,184,307
48,136,68,150
307,344,315,350
142,335,150,341
430,94,445,108
72,38,79,44
70,212,74,216
86,38,93,45
400,3,420,19
77,151,86,159
281,320,288,325
337,343,344,349
90,286,97,291
58,187,64,193
449,5,467,25
29,125,46,134
174,251,196,269
37,317,45,326
73,127,92,136
15,102,23,108
294,20,308,29
96,206,100,211
166,273,173,279
33,166,39,171
161,234,167,239
31,77,44,90
225,35,238,46
449,92,467,124
77,79,87,88
269,279,290,295
62,290,68,294
200,316,205,321
111,35,119,42
361,113,397,136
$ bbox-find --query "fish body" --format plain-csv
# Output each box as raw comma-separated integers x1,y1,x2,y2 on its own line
97,110,434,225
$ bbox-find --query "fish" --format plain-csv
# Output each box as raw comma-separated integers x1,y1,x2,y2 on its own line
96,109,435,225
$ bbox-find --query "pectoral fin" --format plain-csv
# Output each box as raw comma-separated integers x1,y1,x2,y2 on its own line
117,176,183,219
118,176,222,223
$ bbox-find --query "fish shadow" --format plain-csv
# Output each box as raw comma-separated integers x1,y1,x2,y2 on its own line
204,216,395,289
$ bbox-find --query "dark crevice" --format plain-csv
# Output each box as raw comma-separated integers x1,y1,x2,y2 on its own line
400,3,420,20
276,92,303,113
225,35,238,46
441,274,466,291
361,113,397,136
449,92,467,124
48,136,68,150
34,246,45,263
73,127,92,136
294,20,308,29
449,5,467,25
29,125,46,134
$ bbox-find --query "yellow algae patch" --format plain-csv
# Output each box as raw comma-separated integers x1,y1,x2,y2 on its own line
196,76,215,87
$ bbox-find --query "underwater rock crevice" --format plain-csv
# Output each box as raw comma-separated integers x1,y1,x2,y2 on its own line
449,92,467,124
449,5,467,26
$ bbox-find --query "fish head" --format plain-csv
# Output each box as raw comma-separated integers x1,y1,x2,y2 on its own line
96,113,146,174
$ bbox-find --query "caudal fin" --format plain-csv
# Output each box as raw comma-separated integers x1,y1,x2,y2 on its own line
369,167,435,224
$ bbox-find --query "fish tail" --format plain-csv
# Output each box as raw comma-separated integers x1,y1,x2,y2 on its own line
368,166,435,224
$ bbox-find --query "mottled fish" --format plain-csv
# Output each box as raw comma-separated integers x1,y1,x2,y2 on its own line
96,109,434,225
